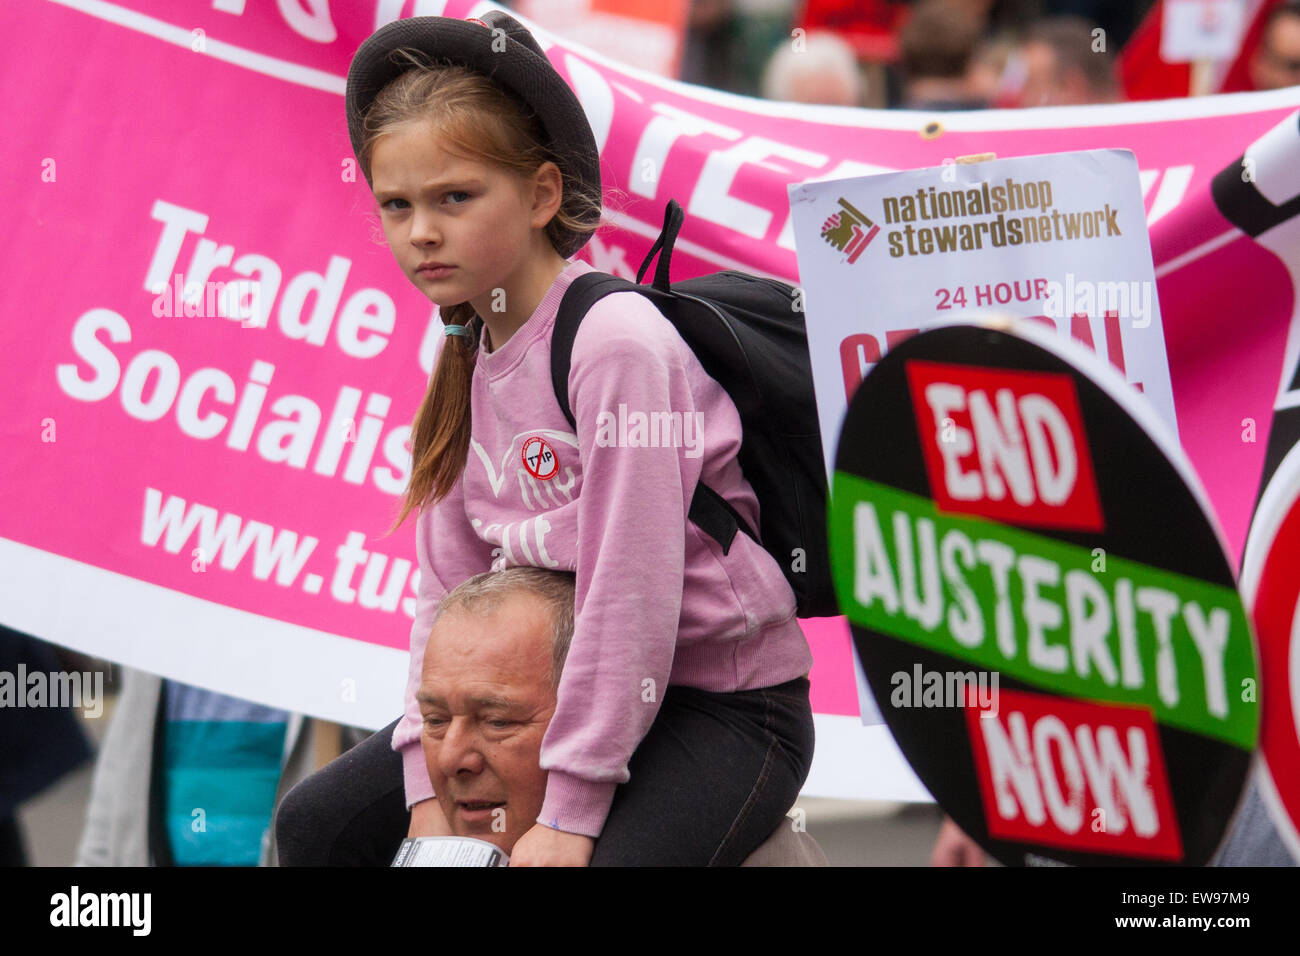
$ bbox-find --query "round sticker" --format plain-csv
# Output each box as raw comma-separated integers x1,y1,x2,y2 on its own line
521,435,558,481
830,321,1259,866
1240,441,1300,861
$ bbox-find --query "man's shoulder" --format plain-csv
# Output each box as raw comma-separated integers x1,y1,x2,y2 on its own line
739,820,829,867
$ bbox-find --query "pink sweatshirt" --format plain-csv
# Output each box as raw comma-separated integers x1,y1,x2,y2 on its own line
394,257,814,837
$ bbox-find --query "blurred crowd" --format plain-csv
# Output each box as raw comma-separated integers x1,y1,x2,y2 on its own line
584,0,1300,110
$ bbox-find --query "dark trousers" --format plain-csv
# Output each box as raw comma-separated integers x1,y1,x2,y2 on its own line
275,676,814,866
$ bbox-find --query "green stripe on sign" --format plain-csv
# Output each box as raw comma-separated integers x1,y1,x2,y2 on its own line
830,473,1258,750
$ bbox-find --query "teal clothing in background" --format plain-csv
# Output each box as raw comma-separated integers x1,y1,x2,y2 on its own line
162,681,288,866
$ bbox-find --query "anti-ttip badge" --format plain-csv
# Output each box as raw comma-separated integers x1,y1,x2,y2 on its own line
521,435,558,480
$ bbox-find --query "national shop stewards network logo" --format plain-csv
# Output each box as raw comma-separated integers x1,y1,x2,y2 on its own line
820,197,879,264
821,177,1125,267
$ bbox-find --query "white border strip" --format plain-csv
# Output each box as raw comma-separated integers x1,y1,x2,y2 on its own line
0,536,406,729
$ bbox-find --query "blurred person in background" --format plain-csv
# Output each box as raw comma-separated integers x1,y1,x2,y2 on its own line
905,0,1045,36
1012,15,1121,106
0,625,94,866
1249,0,1300,90
761,28,865,105
680,0,747,92
898,0,991,109
967,33,1022,106
76,668,366,866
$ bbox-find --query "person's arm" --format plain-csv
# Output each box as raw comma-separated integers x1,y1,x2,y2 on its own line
392,470,494,810
531,294,703,839
931,815,986,866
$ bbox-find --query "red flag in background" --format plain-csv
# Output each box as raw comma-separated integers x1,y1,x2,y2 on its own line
795,0,905,61
1122,0,1284,99
516,0,689,77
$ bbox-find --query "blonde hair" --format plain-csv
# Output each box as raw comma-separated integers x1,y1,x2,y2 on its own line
357,50,609,533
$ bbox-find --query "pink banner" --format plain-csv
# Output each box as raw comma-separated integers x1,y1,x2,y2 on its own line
4,1,1299,762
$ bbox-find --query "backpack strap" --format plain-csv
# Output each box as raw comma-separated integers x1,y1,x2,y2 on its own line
551,271,757,556
636,199,685,291
550,272,635,430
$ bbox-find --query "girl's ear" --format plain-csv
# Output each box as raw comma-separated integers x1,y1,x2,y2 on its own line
528,161,564,230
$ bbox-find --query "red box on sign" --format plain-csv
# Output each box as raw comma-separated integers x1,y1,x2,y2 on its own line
904,361,1104,531
964,688,1183,861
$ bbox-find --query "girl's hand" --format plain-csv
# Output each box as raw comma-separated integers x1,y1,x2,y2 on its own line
408,798,453,838
930,816,985,867
508,823,594,867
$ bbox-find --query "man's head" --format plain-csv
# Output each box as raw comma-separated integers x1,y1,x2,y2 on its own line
898,0,990,109
417,567,575,853
1016,17,1119,107
900,0,983,81
1250,1,1300,91
760,30,863,106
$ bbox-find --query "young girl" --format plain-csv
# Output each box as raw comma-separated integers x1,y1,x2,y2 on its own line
278,11,815,867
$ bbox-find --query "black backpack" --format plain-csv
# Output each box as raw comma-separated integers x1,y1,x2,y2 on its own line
551,199,839,619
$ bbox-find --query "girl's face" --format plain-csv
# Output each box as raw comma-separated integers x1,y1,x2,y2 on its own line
369,119,553,308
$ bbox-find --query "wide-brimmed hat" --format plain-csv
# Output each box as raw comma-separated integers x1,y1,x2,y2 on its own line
345,11,601,257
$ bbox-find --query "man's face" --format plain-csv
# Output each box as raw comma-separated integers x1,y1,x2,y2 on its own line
1016,41,1060,107
1251,15,1300,91
1014,41,1107,107
1013,41,1066,107
418,593,557,854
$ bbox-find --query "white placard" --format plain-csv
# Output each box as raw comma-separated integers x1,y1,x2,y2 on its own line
1162,0,1249,63
788,148,1177,723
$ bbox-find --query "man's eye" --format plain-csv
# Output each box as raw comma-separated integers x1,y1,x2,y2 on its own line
423,715,447,727
486,718,513,729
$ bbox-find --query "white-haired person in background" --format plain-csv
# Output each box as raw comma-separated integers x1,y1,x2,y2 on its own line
760,29,864,107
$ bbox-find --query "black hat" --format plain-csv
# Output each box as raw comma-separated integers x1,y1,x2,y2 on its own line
345,12,601,258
